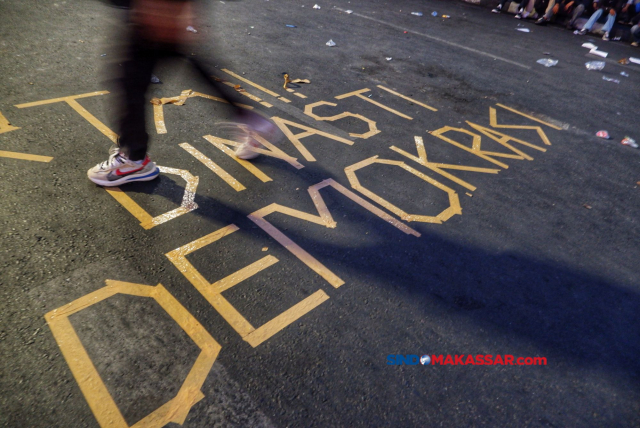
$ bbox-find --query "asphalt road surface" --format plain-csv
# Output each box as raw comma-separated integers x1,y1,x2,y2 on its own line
1,0,639,427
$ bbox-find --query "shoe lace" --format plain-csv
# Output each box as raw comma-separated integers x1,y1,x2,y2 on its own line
99,151,128,170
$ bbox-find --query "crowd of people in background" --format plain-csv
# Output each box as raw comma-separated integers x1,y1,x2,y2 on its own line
492,0,640,45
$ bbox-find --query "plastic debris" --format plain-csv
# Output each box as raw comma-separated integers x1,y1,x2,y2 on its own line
536,58,558,67
431,11,438,17
630,57,640,65
150,74,161,84
589,49,607,58
516,28,530,32
583,204,592,209
411,12,423,16
100,54,107,57
621,71,630,77
386,57,392,61
313,4,320,9
262,247,268,251
286,24,297,28
326,39,336,47
618,58,630,64
186,26,197,33
585,61,605,70
582,42,598,49
442,15,451,18
602,76,620,83
596,130,611,139
621,137,638,148
345,10,353,14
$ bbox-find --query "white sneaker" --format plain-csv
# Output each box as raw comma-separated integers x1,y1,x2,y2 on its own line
87,150,158,186
492,4,502,13
602,32,610,41
217,115,283,160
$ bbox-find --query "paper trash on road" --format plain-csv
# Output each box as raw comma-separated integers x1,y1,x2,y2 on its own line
516,28,531,32
411,12,423,16
345,10,353,14
313,4,320,9
326,39,336,47
581,43,598,49
630,57,640,65
186,26,197,33
602,76,620,84
621,137,638,148
386,57,392,61
585,61,605,70
596,130,611,139
536,58,558,67
589,49,607,58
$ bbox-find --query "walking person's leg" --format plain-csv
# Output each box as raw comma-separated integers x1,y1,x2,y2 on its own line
87,32,161,186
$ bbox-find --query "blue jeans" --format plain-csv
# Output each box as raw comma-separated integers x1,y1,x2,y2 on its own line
583,8,616,32
632,25,640,42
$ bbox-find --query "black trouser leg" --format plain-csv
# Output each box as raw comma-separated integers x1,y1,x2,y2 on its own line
117,36,159,161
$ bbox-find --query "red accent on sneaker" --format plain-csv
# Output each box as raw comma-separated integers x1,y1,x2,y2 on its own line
115,166,144,176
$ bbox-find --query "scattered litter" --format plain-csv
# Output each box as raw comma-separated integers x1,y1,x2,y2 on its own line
602,76,620,83
618,58,630,64
150,74,161,84
404,31,408,33
313,4,320,9
589,49,607,58
386,57,392,61
629,57,640,64
621,137,638,148
286,24,297,28
537,58,558,67
100,54,107,57
250,26,255,29
150,90,193,106
613,36,621,41
581,42,598,49
411,12,423,16
596,130,611,139
345,9,353,14
516,28,530,32
186,26,197,33
431,11,438,17
466,192,473,197
442,15,451,18
583,204,592,210
326,39,336,46
621,71,629,77
585,61,605,70
262,247,268,251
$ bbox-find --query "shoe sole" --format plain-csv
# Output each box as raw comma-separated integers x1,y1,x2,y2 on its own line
88,167,160,187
